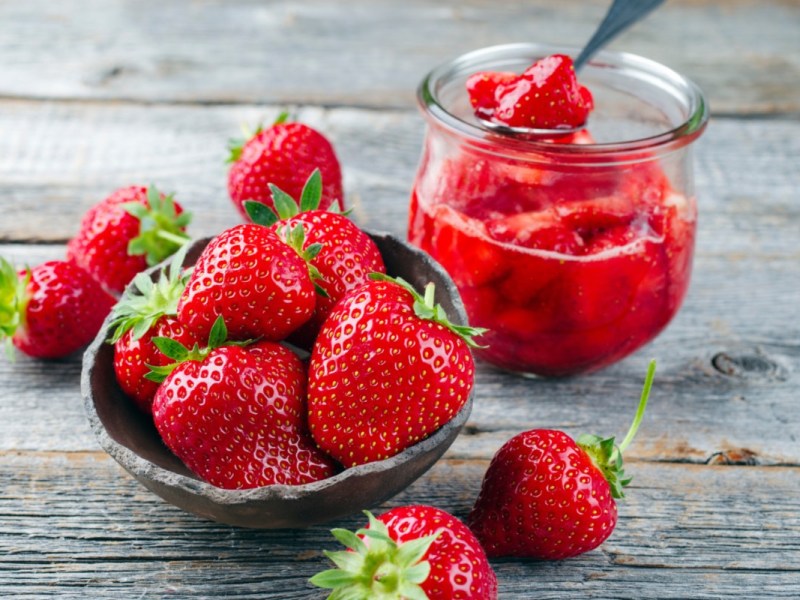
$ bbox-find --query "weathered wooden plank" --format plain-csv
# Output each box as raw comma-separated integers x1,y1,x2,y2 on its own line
0,101,799,246
0,1,797,115
0,452,797,598
0,235,798,465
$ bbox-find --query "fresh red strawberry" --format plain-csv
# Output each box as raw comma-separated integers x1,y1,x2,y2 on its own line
467,360,656,559
109,247,200,414
467,54,593,130
150,317,339,489
67,185,191,295
311,506,498,599
176,223,317,342
1,257,115,359
245,170,386,348
227,112,344,221
308,274,484,468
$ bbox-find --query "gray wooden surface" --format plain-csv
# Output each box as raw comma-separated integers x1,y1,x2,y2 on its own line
1,0,798,598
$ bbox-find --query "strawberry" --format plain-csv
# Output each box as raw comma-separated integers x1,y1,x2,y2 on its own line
311,506,498,599
467,360,656,559
109,246,200,414
1,257,115,359
308,274,484,468
150,317,339,489
67,185,191,295
176,222,318,342
245,170,386,348
467,54,593,130
227,112,344,221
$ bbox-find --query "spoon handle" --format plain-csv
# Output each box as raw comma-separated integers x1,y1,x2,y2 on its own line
573,0,666,71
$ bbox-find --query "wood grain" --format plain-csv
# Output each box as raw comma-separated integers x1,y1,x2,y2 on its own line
0,0,797,115
1,1,798,597
0,453,797,598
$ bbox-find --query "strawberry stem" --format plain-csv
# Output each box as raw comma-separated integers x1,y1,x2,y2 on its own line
617,359,657,455
577,359,656,499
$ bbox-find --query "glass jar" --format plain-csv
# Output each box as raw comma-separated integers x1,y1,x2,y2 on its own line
408,43,708,377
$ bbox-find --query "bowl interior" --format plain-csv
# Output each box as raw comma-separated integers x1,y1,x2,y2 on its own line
82,231,473,528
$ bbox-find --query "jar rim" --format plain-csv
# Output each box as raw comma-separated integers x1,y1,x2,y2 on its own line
418,43,709,155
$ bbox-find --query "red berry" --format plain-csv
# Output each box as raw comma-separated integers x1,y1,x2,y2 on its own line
467,361,656,559
228,115,344,221
152,333,339,489
467,54,594,130
308,275,483,468
177,223,317,342
1,258,115,359
114,316,199,414
67,186,191,295
245,170,387,348
311,505,498,599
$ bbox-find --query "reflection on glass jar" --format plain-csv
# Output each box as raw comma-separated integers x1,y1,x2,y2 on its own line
409,44,708,377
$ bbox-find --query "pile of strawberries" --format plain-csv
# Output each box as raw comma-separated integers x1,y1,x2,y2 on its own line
1,103,657,598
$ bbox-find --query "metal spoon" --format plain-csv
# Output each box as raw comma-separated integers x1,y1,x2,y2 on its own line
479,0,666,138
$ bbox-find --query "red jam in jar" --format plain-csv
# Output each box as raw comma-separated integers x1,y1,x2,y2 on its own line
409,44,708,376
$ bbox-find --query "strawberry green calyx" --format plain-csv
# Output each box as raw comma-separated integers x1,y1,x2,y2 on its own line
245,168,327,226
577,359,657,499
310,511,437,600
146,316,249,383
107,244,192,343
274,222,329,298
369,273,488,349
123,186,192,267
226,111,291,164
0,258,29,358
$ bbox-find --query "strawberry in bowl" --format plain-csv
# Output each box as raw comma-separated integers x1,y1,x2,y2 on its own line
82,229,477,528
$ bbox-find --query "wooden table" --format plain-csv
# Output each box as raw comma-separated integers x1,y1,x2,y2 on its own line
1,1,798,597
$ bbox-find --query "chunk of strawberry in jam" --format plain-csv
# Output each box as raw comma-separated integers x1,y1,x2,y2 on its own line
468,54,594,130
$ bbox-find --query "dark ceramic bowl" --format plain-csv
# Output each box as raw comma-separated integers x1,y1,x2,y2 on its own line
82,232,473,528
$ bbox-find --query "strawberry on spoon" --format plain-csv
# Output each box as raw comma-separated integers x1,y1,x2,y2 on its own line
468,0,665,137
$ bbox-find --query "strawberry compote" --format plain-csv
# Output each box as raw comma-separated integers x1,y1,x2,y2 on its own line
409,44,708,376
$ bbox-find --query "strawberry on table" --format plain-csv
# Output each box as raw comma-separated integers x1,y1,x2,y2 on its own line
308,274,485,468
67,185,191,295
311,505,498,600
150,317,339,489
228,112,344,221
1,257,115,359
109,246,199,414
177,222,318,342
245,169,386,348
467,54,594,130
467,360,656,559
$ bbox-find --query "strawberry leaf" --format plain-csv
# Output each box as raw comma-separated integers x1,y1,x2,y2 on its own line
269,184,301,220
245,200,279,227
299,168,323,212
152,337,191,362
207,316,228,350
